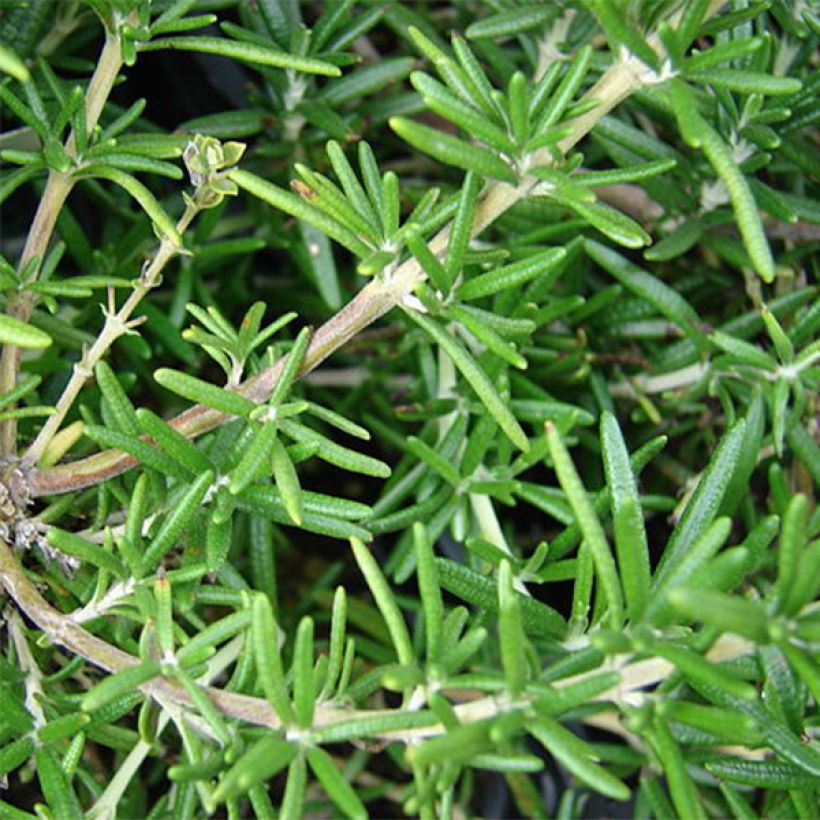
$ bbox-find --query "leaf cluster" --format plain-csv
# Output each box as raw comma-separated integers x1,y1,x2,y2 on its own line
0,1,817,818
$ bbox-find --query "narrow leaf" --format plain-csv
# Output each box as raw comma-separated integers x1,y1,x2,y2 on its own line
406,310,529,451
140,36,339,75
545,422,624,627
390,116,517,183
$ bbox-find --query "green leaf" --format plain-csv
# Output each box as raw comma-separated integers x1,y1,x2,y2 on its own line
35,747,83,820
587,0,659,68
413,523,444,664
409,72,516,155
778,642,820,708
406,434,461,485
706,758,819,790
451,33,503,115
657,700,760,746
176,609,251,664
668,81,774,281
350,537,415,667
787,422,820,486
406,719,495,767
82,661,162,711
686,69,802,97
319,586,348,699
405,227,449,294
306,747,367,820
83,425,191,481
292,616,315,727
319,57,414,105
95,360,139,436
445,170,480,285
648,718,706,820
295,164,381,244
154,368,257,417
405,310,529,451
711,331,777,370
530,716,630,802
436,558,565,638
279,754,307,820
299,220,342,310
0,314,52,349
675,0,712,50
252,593,295,724
651,642,758,701
443,303,528,369
0,42,29,81
457,248,566,300
85,151,183,179
303,401,370,441
645,218,703,261
507,71,530,147
667,588,769,642
535,44,593,130
390,116,517,183
140,36,340,76
585,240,706,345
498,560,526,696
280,419,390,478
140,470,214,572
229,169,372,257
209,736,297,808
653,420,746,585
577,158,677,186
774,493,807,615
647,517,732,623
545,422,624,628
271,438,303,525
81,166,181,246
465,4,554,39
47,528,124,576
228,420,278,496
136,408,213,475
600,412,650,621
174,665,232,747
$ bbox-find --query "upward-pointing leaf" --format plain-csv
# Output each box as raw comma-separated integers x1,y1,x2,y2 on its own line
390,117,517,184
600,412,650,621
546,422,624,628
653,420,746,586
405,310,529,451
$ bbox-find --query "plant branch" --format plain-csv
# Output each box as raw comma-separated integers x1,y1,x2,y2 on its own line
24,195,200,465
27,45,657,497
0,534,757,746
0,23,129,456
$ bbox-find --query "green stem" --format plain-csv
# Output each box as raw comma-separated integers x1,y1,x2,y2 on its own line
0,25,128,456
24,196,201,466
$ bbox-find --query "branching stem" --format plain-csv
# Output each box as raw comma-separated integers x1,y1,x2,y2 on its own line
0,533,756,744
24,196,201,465
0,23,131,455
28,45,652,496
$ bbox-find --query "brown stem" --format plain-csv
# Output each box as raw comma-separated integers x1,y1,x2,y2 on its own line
27,45,649,496
0,533,758,744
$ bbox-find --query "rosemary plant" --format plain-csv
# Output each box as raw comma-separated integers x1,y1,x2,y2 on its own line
0,1,818,817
